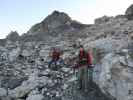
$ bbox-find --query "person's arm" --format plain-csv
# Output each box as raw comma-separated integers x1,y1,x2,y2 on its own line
87,51,93,67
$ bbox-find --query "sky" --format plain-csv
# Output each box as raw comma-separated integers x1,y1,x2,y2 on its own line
0,0,132,39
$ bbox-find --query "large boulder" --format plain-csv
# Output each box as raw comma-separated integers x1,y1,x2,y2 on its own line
125,4,133,20
9,72,48,99
83,36,130,100
93,49,133,100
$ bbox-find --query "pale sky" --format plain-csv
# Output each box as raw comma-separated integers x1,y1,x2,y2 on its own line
0,0,132,39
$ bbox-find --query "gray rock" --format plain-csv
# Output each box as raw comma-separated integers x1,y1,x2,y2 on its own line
28,11,72,34
0,88,7,97
6,31,19,41
95,16,113,24
26,94,44,100
94,51,133,100
125,4,133,20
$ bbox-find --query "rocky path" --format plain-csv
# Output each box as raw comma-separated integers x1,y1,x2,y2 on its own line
63,80,115,100
0,59,116,100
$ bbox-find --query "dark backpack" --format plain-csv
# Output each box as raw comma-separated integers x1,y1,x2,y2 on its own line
79,50,88,65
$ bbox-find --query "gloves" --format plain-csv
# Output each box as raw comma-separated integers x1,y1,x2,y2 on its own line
88,64,94,68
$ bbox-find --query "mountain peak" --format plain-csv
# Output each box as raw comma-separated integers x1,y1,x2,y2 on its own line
42,10,71,26
51,10,61,16
29,10,72,33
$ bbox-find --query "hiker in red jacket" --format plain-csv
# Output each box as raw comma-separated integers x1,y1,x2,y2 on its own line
75,45,93,92
48,47,60,68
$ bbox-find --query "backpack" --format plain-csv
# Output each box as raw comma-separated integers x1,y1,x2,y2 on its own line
79,49,88,65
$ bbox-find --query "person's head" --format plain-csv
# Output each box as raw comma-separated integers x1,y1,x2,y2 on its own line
79,45,84,51
51,47,56,51
80,45,83,48
56,47,60,52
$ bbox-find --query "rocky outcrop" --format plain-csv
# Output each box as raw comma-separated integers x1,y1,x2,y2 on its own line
125,4,133,20
6,31,19,42
28,11,72,34
94,49,132,100
95,16,113,24
27,11,87,42
82,33,129,100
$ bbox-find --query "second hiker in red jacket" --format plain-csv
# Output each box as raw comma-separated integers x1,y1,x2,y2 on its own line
76,45,93,92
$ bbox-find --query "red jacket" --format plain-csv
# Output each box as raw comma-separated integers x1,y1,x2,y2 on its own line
52,50,60,61
87,51,93,65
78,49,93,67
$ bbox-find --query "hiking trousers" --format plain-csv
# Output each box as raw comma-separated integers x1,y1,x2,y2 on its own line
78,66,88,91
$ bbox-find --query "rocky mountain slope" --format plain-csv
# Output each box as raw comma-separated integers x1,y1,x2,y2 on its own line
22,10,89,42
0,4,132,100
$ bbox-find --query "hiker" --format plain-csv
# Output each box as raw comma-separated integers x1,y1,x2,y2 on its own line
87,48,94,83
74,45,93,92
48,47,64,69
